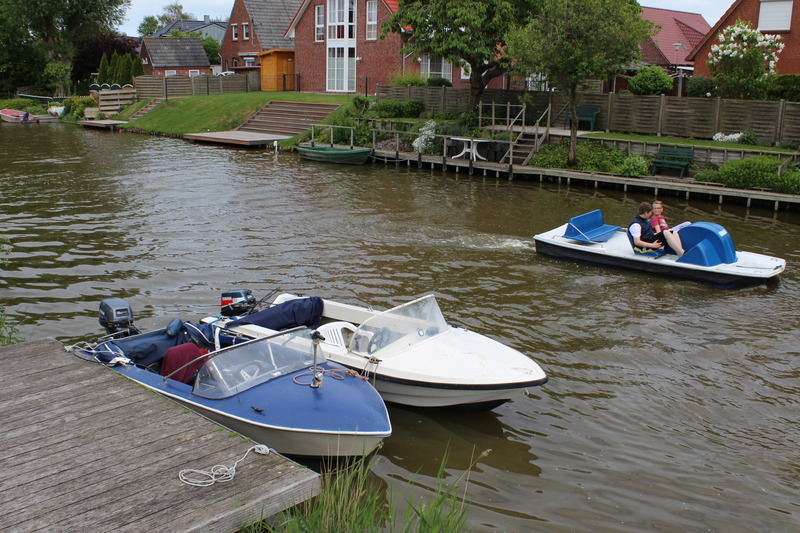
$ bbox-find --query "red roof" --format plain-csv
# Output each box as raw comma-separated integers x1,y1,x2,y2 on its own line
641,6,711,65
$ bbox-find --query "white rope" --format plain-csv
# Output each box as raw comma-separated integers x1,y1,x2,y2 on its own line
179,444,271,487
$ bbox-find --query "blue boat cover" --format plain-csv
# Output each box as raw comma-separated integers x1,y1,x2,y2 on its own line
226,297,324,331
96,321,216,366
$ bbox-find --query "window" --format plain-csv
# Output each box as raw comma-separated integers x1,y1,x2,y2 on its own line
164,70,177,77
315,5,325,42
366,1,377,40
759,0,793,31
231,24,238,41
244,57,255,67
327,0,355,40
189,70,200,77
420,55,452,81
327,47,356,92
242,23,250,40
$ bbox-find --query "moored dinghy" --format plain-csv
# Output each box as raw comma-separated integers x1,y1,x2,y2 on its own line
70,298,391,457
208,292,548,409
533,209,786,287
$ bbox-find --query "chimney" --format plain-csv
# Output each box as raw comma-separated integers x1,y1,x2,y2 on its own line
204,15,210,23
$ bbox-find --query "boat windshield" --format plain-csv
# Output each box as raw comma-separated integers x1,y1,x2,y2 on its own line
349,294,449,357
193,328,323,399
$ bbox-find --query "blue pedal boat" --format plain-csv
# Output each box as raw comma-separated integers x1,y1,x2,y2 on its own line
70,302,391,457
533,209,786,288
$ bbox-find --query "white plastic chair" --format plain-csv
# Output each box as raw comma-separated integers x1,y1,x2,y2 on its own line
317,321,357,354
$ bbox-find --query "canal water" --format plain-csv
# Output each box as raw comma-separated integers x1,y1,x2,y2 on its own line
2,123,798,532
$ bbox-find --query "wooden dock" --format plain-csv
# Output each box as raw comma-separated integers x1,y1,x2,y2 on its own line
0,338,319,533
183,131,291,147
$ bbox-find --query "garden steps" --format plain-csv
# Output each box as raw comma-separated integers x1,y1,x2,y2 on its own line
237,101,341,136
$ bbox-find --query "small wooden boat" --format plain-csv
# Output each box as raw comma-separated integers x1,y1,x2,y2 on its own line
534,209,786,288
297,145,372,164
0,109,38,123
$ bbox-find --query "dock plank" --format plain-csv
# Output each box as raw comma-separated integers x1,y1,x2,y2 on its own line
0,338,319,533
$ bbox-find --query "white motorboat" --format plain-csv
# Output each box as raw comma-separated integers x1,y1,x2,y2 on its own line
533,209,786,288
209,292,548,410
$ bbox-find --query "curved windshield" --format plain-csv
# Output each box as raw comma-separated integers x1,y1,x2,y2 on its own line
350,294,449,357
193,328,322,399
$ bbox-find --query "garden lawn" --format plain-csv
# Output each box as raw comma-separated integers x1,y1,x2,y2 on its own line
582,132,796,154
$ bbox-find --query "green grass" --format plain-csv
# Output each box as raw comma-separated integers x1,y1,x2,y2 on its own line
120,92,353,136
582,132,797,153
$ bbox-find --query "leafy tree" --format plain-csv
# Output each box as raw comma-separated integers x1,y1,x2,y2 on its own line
383,0,538,111
118,53,133,85
138,15,161,37
201,37,221,65
131,56,145,78
137,2,195,36
71,34,138,84
506,0,653,166
628,65,673,95
707,20,783,100
5,0,130,92
0,2,46,97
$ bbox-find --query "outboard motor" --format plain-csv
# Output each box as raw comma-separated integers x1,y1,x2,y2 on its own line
220,289,256,317
99,297,139,337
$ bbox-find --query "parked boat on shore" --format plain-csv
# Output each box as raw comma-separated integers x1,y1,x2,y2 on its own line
533,209,786,287
1,109,39,123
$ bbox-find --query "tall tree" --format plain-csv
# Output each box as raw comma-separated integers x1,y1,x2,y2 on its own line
5,0,130,94
137,2,195,36
506,0,653,165
0,2,46,97
383,0,537,111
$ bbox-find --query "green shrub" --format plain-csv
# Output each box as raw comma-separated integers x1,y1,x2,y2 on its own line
370,98,423,118
619,154,651,177
351,94,372,115
390,73,426,86
695,155,800,193
426,76,452,87
768,74,800,102
628,65,673,95
61,95,98,123
686,76,716,98
530,140,626,172
737,130,758,146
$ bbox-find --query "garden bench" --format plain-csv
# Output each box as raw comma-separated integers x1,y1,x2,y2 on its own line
652,146,694,178
563,105,601,131
562,209,620,243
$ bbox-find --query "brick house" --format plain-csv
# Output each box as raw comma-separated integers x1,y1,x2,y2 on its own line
219,0,301,74
688,0,800,77
285,0,512,95
139,37,211,77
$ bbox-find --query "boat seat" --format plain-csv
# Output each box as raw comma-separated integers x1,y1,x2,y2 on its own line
317,321,357,354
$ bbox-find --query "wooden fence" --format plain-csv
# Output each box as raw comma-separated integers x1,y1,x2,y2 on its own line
97,87,136,114
375,85,800,143
133,73,254,99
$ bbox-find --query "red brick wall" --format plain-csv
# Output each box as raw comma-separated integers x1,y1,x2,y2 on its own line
151,67,211,76
693,0,800,77
220,0,263,72
294,0,509,94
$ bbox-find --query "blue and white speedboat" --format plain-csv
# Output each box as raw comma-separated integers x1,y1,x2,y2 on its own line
70,299,391,457
533,209,786,288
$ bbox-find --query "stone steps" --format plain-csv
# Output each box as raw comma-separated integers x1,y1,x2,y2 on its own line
237,101,340,136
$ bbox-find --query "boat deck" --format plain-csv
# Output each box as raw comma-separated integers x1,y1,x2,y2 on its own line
0,338,319,533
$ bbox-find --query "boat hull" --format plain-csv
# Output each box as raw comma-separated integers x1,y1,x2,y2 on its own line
534,224,785,288
297,146,372,164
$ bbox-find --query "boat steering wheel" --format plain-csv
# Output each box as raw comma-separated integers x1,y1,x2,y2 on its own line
236,361,266,381
367,327,389,355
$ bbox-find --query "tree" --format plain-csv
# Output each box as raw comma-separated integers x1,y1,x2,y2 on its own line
506,0,653,166
137,2,195,36
4,0,130,94
628,65,673,95
707,20,783,100
0,2,46,97
138,15,161,37
97,53,110,84
383,0,537,112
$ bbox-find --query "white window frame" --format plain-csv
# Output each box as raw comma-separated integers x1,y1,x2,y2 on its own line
758,0,793,31
315,5,325,42
327,0,355,40
231,24,238,41
164,70,177,77
420,55,453,82
188,70,200,77
327,46,356,92
366,1,378,40
244,57,255,67
242,23,250,40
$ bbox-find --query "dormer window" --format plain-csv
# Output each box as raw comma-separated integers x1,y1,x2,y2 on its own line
232,24,239,41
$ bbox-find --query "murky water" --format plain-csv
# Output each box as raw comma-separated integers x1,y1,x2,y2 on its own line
2,122,799,532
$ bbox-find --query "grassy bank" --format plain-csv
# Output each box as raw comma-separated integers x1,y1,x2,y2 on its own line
117,92,353,137
582,131,797,154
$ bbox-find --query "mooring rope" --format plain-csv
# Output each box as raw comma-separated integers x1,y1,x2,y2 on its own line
179,444,271,487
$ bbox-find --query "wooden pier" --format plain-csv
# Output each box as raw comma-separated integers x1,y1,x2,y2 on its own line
0,338,319,533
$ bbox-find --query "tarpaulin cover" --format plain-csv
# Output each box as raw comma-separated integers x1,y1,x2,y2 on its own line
160,343,209,383
98,321,215,366
226,296,324,330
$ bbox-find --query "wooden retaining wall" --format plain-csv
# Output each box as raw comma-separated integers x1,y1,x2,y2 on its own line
376,85,800,144
133,73,255,99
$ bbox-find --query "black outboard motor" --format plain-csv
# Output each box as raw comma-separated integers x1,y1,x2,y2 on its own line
220,289,256,317
99,297,139,337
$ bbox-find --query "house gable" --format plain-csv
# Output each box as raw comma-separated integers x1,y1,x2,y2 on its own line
687,0,800,76
140,37,211,76
220,0,301,72
640,7,711,67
